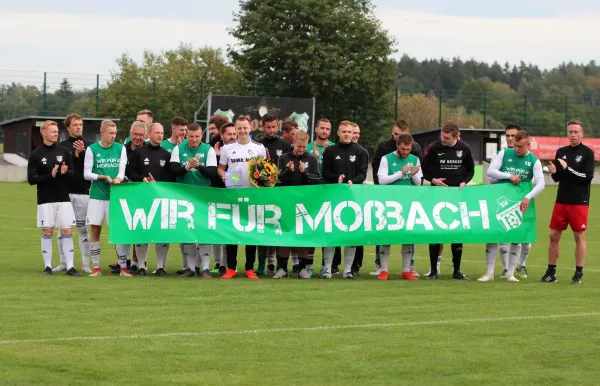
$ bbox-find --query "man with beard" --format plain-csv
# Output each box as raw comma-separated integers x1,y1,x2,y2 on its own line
306,118,335,276
127,123,172,276
170,123,218,278
421,122,474,280
53,114,93,274
321,121,369,279
280,118,298,144
371,120,423,277
208,114,230,145
255,113,291,276
210,122,237,274
274,130,321,279
479,130,545,282
376,133,422,280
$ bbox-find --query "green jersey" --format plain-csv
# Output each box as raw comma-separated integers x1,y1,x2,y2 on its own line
161,138,188,154
499,148,538,183
172,142,215,187
87,142,125,200
306,141,335,172
384,152,419,185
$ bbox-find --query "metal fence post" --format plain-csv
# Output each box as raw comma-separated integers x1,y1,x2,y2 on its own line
438,91,443,128
95,74,100,117
394,88,399,121
483,92,487,129
152,77,157,115
42,72,47,115
523,95,527,129
564,96,569,135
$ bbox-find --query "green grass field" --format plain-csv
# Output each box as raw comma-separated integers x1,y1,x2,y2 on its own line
1,182,599,385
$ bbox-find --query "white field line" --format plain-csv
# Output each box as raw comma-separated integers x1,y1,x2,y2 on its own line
0,312,599,345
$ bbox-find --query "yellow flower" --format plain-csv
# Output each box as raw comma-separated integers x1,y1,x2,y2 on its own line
264,163,274,174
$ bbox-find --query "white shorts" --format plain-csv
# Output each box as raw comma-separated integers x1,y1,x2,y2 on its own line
86,199,110,226
37,202,76,229
69,194,89,226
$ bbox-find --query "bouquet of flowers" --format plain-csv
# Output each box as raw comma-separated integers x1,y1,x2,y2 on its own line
248,156,279,187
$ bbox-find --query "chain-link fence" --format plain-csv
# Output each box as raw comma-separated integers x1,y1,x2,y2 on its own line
1,70,599,150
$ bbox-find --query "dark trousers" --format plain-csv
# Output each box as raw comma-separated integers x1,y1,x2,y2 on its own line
226,245,257,271
429,243,462,274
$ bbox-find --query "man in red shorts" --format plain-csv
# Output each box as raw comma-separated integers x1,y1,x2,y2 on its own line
543,120,595,284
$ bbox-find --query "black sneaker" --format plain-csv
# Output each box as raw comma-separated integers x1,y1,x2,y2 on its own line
195,267,201,276
66,267,81,276
130,265,139,274
137,268,147,276
213,264,220,271
218,266,227,276
351,270,360,277
176,269,187,275
292,264,299,273
571,272,583,285
155,268,167,277
332,266,340,275
180,268,195,278
266,264,275,274
108,263,119,269
540,273,558,283
425,272,439,280
110,266,120,275
453,271,469,280
41,266,53,275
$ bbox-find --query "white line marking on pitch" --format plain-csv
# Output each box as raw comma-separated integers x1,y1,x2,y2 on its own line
1,312,598,345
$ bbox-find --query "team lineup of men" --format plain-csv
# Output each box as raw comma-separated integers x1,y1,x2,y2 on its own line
27,108,594,283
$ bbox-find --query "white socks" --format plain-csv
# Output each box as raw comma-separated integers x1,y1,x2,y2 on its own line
183,244,197,271
343,247,356,274
499,243,509,270
485,243,498,275
156,244,169,270
134,244,150,269
213,244,222,266
291,253,299,266
57,234,64,264
379,246,390,272
179,243,187,269
41,235,53,268
77,225,90,267
268,252,276,266
90,241,101,268
198,244,211,271
401,245,412,273
506,244,522,277
61,234,75,270
116,244,131,268
323,247,334,271
519,243,531,267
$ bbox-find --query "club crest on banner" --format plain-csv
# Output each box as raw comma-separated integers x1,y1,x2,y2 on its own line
496,196,524,232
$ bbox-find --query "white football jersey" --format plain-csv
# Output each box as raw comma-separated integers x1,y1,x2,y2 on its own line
219,140,266,188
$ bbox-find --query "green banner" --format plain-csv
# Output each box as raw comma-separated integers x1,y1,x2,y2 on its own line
108,182,537,246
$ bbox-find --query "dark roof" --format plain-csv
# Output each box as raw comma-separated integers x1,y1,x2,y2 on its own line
411,128,506,136
0,116,121,127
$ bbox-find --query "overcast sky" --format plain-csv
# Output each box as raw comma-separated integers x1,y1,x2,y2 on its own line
1,0,600,79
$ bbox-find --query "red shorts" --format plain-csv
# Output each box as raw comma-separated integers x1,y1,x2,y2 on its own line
549,203,589,232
